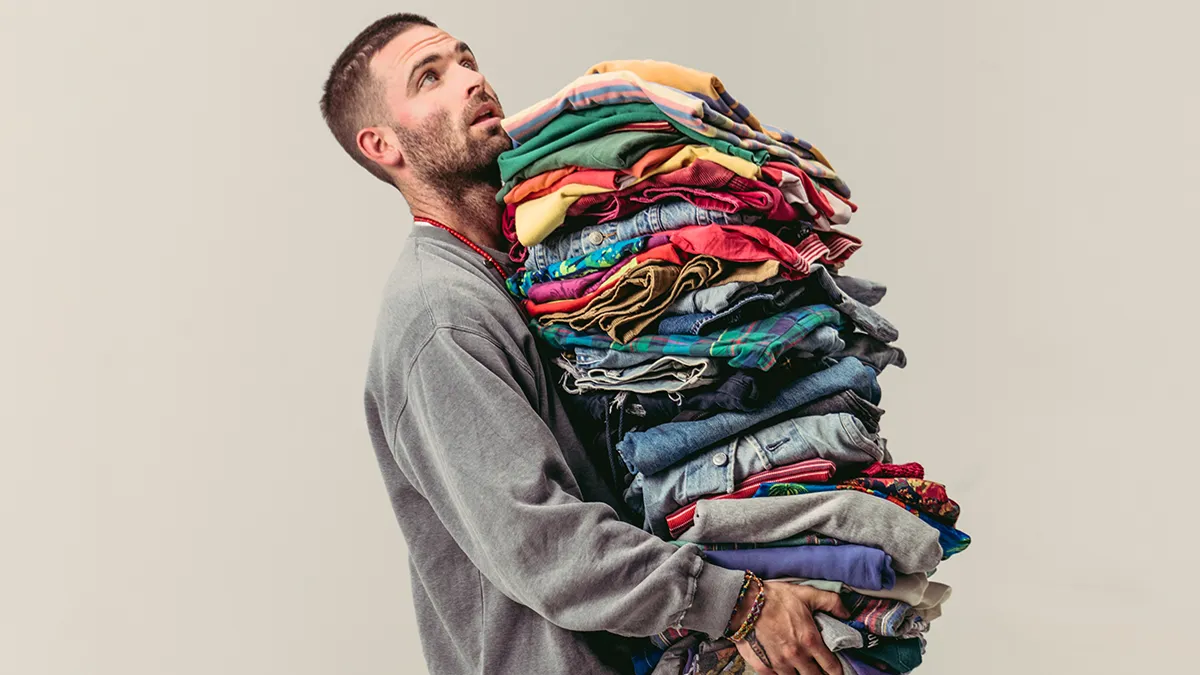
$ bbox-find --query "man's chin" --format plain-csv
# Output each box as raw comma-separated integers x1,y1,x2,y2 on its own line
477,134,513,160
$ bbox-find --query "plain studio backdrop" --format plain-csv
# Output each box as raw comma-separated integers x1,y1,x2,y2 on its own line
2,1,1197,673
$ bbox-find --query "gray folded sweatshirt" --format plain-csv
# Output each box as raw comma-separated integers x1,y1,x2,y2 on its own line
674,490,944,574
364,224,745,674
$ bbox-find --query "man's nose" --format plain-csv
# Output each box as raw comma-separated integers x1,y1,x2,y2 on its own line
460,66,489,99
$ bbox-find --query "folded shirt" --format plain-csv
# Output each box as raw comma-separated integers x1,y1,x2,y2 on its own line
843,593,926,639
499,131,687,202
701,543,897,590
861,461,926,479
663,458,837,536
525,199,755,272
752,476,962,526
848,574,952,609
850,637,924,673
675,490,944,574
667,533,843,551
565,158,850,229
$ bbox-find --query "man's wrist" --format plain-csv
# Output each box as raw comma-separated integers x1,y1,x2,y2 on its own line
725,576,763,634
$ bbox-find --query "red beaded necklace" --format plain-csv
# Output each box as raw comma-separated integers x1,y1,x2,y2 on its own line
415,217,509,280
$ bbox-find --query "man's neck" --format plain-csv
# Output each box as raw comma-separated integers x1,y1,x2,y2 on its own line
408,182,505,252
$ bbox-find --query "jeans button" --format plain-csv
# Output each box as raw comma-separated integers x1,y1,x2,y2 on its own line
711,452,727,466
587,231,605,246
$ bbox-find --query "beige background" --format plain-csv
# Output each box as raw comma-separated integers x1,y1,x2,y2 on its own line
2,1,1197,673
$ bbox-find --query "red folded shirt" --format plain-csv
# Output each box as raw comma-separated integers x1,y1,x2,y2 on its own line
858,462,925,479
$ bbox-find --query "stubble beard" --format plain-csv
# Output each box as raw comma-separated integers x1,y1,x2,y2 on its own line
394,108,510,204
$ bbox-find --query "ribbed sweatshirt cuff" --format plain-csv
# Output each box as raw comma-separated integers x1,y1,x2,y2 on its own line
677,555,748,638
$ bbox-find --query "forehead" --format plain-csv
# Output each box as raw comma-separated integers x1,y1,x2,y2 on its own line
371,25,459,84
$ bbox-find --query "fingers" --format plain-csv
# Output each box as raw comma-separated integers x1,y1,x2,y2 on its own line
790,656,825,675
768,628,828,675
799,617,842,674
733,638,778,675
809,644,843,675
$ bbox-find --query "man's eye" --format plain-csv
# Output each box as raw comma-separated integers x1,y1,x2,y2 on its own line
461,59,477,70
420,71,438,87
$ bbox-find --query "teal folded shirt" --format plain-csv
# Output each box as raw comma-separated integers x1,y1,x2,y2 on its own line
496,130,687,203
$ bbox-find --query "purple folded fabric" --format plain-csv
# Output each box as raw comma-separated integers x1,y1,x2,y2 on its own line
701,544,896,591
526,267,611,303
844,653,892,675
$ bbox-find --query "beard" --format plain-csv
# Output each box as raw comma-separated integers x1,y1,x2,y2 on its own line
392,101,510,203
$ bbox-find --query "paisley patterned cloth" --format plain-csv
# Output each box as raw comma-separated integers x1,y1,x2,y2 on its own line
756,477,960,525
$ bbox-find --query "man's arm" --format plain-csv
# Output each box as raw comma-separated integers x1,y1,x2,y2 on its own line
388,324,745,637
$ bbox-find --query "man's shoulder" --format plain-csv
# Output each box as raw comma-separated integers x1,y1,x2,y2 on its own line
364,230,541,438
380,232,516,331
369,230,532,379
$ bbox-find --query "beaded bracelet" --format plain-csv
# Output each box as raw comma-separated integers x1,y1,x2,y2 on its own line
729,575,767,643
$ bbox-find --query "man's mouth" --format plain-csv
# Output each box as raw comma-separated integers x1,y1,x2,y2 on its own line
471,104,501,126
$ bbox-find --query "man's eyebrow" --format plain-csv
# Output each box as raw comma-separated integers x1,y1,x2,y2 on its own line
407,42,476,87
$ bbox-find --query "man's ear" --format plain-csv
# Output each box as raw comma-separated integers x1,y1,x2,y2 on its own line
357,126,404,171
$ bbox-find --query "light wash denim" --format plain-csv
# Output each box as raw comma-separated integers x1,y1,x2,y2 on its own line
616,356,879,477
656,287,806,336
553,354,722,395
633,412,887,536
573,345,669,370
524,200,757,270
661,280,759,316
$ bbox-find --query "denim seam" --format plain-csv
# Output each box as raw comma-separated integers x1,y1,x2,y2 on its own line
746,433,775,474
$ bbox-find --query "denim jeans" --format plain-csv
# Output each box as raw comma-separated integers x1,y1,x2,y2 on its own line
656,288,806,336
661,280,759,316
796,389,885,434
573,345,668,370
632,412,887,536
553,353,722,395
524,200,756,270
616,356,879,477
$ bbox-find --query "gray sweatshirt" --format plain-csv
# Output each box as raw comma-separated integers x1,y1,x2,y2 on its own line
363,224,745,674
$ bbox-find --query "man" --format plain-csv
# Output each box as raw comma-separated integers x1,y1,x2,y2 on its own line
320,13,850,674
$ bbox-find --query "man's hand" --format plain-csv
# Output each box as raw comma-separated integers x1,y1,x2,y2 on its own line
733,581,849,675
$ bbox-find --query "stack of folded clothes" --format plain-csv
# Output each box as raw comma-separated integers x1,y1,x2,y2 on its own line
497,60,970,675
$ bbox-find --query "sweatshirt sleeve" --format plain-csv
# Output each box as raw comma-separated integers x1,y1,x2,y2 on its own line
388,325,745,638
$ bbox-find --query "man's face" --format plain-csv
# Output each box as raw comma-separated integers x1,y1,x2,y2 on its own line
371,26,510,192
